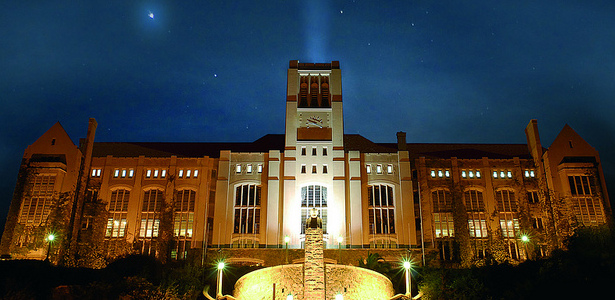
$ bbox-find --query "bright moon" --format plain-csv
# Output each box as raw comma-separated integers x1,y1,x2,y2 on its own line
148,11,154,19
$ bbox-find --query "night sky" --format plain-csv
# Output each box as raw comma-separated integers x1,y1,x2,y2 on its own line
1,1,615,224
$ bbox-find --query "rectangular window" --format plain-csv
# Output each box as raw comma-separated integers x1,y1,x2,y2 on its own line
301,164,306,174
114,169,120,178
121,169,127,178
468,170,474,178
301,147,306,156
499,212,519,238
186,170,191,178
432,190,452,212
387,165,393,174
153,169,159,178
496,190,517,212
322,147,328,156
431,170,436,178
233,185,261,234
128,169,134,178
468,213,488,238
146,169,152,178
527,191,539,204
257,164,263,173
434,212,454,238
312,147,317,156
247,164,253,173
235,164,242,174
445,170,450,177
193,170,199,178
161,170,166,178
366,165,372,174
323,165,328,174
461,170,467,178
376,165,383,174
178,169,184,178
18,175,56,225
465,190,485,211
312,165,317,174
568,175,593,196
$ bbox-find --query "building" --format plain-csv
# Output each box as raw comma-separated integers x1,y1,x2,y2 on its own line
1,61,611,267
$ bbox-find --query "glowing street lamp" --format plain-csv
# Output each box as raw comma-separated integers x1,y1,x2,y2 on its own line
403,260,412,296
216,261,225,296
286,294,293,300
45,234,55,262
521,234,530,260
335,293,344,300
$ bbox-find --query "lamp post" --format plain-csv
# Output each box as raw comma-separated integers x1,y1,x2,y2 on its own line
337,236,343,263
45,234,55,262
403,260,411,297
284,235,290,264
216,261,225,297
521,235,530,260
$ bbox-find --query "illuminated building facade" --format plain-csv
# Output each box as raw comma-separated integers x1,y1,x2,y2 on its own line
1,61,611,267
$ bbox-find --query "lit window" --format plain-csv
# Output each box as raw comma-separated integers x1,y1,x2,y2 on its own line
121,169,127,178
524,170,530,178
236,164,242,173
161,170,166,178
257,164,263,173
179,170,184,178
500,171,505,178
323,165,328,174
153,169,159,178
322,147,328,156
493,171,498,178
461,170,467,178
301,164,306,174
128,169,134,178
507,171,513,178
300,185,328,234
530,170,535,177
444,170,450,178
476,171,481,178
438,170,443,178
247,164,253,173
146,169,152,178
92,169,97,177
366,165,372,174
367,184,395,235
193,170,199,178
312,147,317,156
431,170,436,178
233,184,261,235
114,169,119,178
376,165,383,174
468,171,474,178
186,170,191,178
301,147,306,156
387,165,393,174
312,165,317,174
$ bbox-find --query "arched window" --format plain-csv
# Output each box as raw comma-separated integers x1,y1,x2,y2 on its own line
173,189,196,259
367,184,395,235
106,189,130,238
465,189,487,239
301,185,327,234
233,184,261,235
432,189,453,238
140,189,163,238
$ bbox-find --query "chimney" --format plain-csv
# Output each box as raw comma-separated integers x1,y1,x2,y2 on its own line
397,131,407,151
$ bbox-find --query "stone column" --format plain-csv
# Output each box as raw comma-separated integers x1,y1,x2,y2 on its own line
304,227,325,299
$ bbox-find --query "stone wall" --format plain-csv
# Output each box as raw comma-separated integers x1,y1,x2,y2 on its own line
233,263,394,300
233,264,303,300
325,264,395,300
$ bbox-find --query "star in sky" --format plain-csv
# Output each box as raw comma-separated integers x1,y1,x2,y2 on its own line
148,11,154,19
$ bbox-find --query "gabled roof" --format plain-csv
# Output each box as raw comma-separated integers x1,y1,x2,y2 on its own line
92,133,532,160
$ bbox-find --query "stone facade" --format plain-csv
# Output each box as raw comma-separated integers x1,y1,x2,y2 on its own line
304,227,325,299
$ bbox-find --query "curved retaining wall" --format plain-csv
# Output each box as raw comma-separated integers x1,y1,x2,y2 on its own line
233,264,394,300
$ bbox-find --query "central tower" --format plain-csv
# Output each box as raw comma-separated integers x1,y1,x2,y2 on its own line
282,61,345,248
